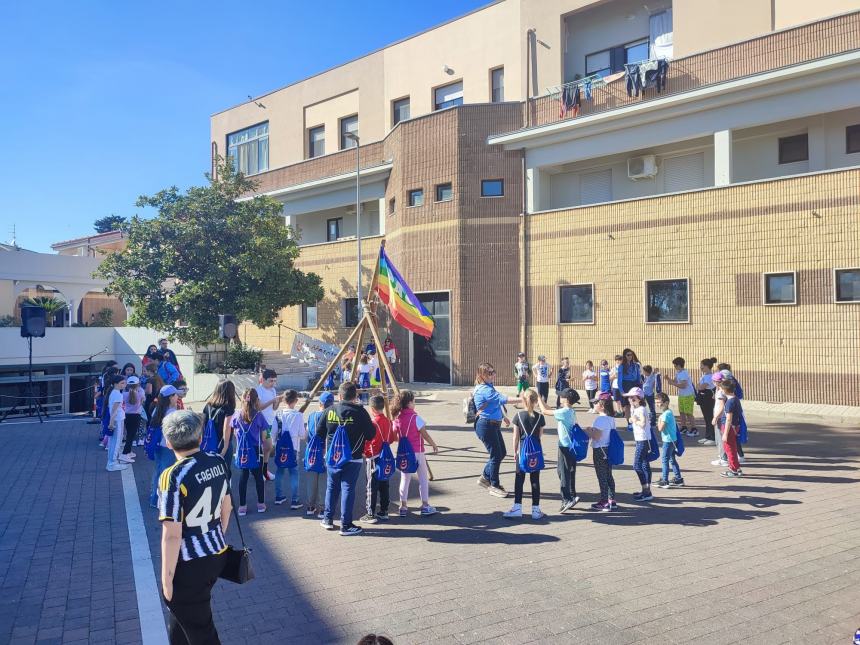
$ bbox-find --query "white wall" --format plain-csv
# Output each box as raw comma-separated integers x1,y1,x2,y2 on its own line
292,202,382,246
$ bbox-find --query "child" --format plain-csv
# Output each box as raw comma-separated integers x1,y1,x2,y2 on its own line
716,363,746,463
392,390,439,516
514,353,530,395
342,361,353,384
610,355,624,418
273,390,306,509
718,379,744,478
504,388,546,519
582,361,597,411
666,357,697,437
586,396,617,511
368,349,381,387
361,395,396,523
554,358,570,408
533,355,553,404
537,388,579,512
106,375,128,472
121,376,143,461
624,387,653,501
147,385,179,507
598,360,611,396
655,393,684,488
232,388,269,515
357,355,371,403
642,365,659,429
305,392,334,517
696,358,718,446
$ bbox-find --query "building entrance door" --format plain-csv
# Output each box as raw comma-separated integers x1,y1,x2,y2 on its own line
410,292,451,384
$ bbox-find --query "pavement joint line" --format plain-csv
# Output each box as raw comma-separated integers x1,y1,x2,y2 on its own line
121,466,169,645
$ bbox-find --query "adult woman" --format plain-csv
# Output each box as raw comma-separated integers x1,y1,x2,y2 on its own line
696,358,718,446
619,348,643,423
148,385,179,508
473,362,519,498
202,381,237,475
121,362,137,378
142,345,160,369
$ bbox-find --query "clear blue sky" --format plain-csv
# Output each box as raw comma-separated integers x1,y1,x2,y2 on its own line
0,1,488,252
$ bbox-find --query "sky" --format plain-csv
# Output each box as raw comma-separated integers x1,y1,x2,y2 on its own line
0,0,489,252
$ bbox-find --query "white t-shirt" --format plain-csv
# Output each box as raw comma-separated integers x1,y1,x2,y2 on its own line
591,415,615,448
274,408,306,447
582,369,597,390
514,361,529,379
610,367,619,390
631,406,651,442
534,363,550,383
358,363,372,374
108,390,125,426
255,385,277,426
675,370,695,397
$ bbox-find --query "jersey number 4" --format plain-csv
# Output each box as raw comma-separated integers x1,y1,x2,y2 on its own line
186,481,228,531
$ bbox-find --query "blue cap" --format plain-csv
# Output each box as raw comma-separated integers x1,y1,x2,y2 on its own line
319,391,334,407
159,384,178,398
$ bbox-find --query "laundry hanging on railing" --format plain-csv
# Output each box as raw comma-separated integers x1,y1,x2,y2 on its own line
625,59,669,97
559,83,581,118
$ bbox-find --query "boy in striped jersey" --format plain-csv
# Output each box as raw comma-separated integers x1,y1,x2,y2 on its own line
159,410,232,644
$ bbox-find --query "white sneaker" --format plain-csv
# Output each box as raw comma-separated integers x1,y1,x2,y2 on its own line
265,470,276,481
106,464,129,472
738,456,746,464
701,440,716,446
697,438,708,444
503,504,523,519
118,456,135,464
531,507,546,520
711,459,729,467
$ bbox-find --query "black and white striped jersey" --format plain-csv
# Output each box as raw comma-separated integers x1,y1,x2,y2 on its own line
158,451,231,561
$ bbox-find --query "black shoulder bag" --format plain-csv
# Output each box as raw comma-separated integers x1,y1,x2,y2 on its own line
220,493,255,584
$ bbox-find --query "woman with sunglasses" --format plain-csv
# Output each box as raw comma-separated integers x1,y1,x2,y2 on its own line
473,363,519,498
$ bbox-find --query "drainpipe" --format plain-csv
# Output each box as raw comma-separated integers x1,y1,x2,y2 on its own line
520,155,528,355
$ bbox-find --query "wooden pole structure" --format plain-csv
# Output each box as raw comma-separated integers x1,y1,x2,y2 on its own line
299,319,366,413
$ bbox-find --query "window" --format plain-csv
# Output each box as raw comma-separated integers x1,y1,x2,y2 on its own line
763,272,797,305
340,115,358,150
559,284,594,324
392,97,410,126
664,152,705,193
343,298,359,328
586,37,649,78
435,183,453,202
481,179,504,197
301,303,318,328
388,197,396,216
408,189,424,207
625,39,650,65
778,134,808,164
580,169,612,205
846,124,860,154
835,268,860,303
585,50,611,78
326,217,342,242
645,279,689,323
308,126,325,158
227,122,269,176
434,81,463,110
490,67,504,103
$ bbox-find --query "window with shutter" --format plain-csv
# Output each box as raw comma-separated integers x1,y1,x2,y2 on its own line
580,169,612,205
663,152,705,193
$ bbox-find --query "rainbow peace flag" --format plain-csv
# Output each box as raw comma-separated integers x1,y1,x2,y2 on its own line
375,248,434,339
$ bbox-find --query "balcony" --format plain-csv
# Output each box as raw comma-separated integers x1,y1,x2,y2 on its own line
525,11,860,129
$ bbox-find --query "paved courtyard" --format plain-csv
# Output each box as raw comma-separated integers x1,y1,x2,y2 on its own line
0,388,858,644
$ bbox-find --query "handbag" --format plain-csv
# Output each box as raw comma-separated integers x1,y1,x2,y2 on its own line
220,493,255,585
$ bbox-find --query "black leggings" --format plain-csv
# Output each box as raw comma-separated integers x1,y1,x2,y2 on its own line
123,414,141,455
536,382,549,403
239,467,265,506
514,467,541,506
698,392,716,440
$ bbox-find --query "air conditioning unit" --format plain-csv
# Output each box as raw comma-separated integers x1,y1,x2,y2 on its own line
627,154,658,180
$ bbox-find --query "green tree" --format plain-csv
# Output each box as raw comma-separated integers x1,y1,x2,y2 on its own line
24,296,68,327
93,214,128,233
96,160,323,345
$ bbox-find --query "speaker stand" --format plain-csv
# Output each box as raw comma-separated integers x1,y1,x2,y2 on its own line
0,337,47,424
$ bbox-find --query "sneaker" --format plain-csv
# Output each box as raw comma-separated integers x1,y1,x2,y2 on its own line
701,439,716,446
126,451,137,458
679,427,688,436
265,470,275,481
488,485,509,498
633,491,645,500
503,504,523,519
318,511,325,519
697,438,708,444
738,456,746,464
639,491,653,501
711,459,729,467
686,429,699,437
339,524,363,536
420,505,438,517
720,470,742,478
398,507,409,517
238,506,248,516
531,507,546,520
274,496,288,505
670,478,685,487
290,502,303,510
590,501,611,512
655,479,671,489
360,513,378,524
320,518,335,530
106,464,128,472
477,476,491,489
256,503,267,513
608,499,618,509
118,456,135,464
377,512,389,522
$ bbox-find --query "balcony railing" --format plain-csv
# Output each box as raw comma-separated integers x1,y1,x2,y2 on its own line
525,11,860,129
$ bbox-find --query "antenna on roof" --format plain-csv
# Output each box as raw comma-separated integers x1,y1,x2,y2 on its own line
9,224,17,248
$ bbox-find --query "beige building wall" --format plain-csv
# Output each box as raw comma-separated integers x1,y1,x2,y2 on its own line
774,0,860,29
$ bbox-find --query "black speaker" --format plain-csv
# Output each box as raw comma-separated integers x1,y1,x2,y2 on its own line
21,306,47,338
219,314,238,340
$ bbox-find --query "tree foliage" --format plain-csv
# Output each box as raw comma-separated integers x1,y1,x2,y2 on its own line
93,214,128,233
96,160,323,345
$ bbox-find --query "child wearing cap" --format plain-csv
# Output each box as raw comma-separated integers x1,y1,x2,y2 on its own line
624,387,653,501
533,356,553,404
514,353,531,395
305,392,334,518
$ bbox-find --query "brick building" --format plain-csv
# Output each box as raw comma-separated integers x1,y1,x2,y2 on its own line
211,0,860,405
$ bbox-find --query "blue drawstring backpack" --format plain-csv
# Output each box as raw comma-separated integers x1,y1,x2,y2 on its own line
568,423,590,462
144,424,161,461
674,430,686,457
233,417,261,470
517,413,544,473
395,417,419,473
323,372,336,390
325,424,352,469
739,415,748,444
274,414,298,469
647,428,660,462
607,428,624,465
303,433,326,473
200,415,219,454
375,442,396,481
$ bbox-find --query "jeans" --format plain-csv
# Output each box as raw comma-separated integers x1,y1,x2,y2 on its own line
661,441,682,481
305,470,326,510
149,446,176,506
106,419,123,469
514,466,540,506
633,440,652,486
557,445,577,501
274,466,299,502
586,389,597,409
239,467,265,507
123,413,141,455
164,552,225,645
324,460,363,527
475,418,506,487
366,456,391,515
